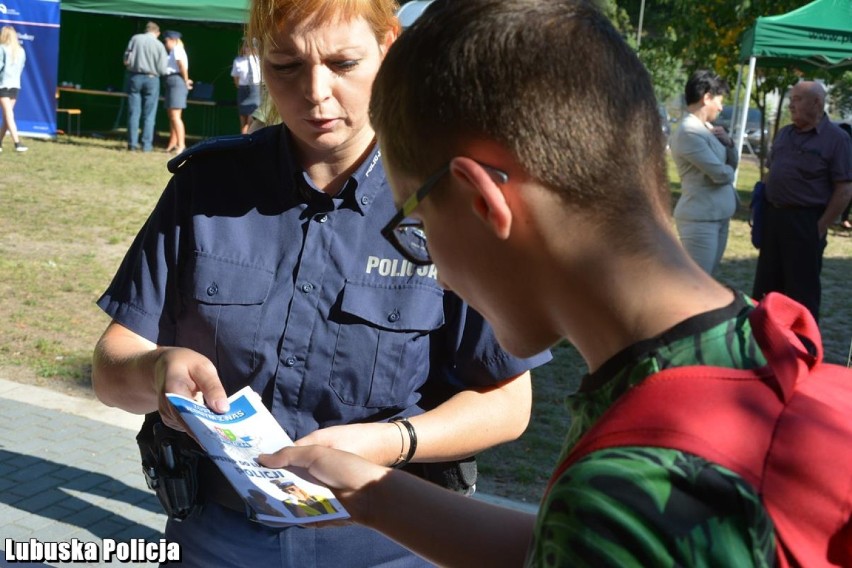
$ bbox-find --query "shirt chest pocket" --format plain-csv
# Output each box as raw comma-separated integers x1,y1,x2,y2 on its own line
330,281,445,408
178,253,274,384
796,150,827,180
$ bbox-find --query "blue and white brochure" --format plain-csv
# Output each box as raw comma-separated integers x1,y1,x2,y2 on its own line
166,386,349,526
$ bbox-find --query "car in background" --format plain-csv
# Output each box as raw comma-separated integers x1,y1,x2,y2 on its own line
397,1,434,29
713,107,768,154
659,104,671,142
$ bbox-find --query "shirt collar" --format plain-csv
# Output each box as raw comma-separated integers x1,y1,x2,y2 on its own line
814,112,830,134
794,112,829,134
281,129,383,215
347,144,384,215
580,290,751,393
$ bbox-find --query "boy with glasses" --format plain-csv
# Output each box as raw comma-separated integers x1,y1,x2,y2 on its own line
260,0,852,566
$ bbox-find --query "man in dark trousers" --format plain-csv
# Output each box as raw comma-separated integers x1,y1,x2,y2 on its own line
752,81,852,322
123,21,168,152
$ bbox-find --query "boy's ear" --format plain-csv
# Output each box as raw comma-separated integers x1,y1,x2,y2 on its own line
449,157,512,240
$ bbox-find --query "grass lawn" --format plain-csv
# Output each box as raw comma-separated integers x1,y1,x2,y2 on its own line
1,136,850,504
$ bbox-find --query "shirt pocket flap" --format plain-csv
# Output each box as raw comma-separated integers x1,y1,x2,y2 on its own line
189,254,274,305
341,281,445,331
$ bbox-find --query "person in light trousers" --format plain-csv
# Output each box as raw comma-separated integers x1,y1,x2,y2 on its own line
670,70,739,275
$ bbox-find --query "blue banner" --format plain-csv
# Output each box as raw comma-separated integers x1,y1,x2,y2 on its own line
1,0,60,137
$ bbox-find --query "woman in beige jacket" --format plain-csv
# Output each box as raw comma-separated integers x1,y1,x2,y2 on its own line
670,70,739,275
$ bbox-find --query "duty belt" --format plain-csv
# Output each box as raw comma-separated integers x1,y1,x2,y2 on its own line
197,453,478,515
139,414,478,521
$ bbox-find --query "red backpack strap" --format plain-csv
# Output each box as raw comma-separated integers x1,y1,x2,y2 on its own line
747,292,821,398
546,364,782,493
546,294,852,567
547,293,812,493
749,295,852,568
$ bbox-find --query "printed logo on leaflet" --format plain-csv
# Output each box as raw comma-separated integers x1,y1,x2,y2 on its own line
214,426,255,448
366,256,438,279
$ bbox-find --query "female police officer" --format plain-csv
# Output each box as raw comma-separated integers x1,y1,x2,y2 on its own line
91,1,550,566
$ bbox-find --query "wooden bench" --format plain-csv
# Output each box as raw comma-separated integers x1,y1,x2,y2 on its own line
56,107,82,136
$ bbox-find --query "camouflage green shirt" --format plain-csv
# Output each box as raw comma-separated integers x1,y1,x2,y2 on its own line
527,292,776,567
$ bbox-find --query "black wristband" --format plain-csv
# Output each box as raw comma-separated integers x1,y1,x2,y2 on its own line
390,417,417,467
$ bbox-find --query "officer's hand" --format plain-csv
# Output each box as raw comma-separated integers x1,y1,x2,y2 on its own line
257,445,389,522
295,423,403,467
152,347,229,432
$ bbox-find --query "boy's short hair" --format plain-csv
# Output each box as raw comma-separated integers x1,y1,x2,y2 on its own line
684,70,729,106
370,0,670,242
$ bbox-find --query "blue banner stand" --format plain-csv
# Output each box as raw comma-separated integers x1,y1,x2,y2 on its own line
1,0,60,138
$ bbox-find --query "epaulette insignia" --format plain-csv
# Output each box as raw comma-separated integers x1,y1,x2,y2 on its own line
167,134,257,173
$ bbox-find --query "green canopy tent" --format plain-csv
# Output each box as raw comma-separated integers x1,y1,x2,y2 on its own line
739,0,852,69
731,0,852,164
62,0,248,22
58,0,250,138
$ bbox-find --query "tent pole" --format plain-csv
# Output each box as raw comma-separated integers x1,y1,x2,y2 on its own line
733,56,757,187
731,65,743,140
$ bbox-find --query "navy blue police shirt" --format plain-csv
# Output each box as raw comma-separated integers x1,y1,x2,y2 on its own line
97,125,551,440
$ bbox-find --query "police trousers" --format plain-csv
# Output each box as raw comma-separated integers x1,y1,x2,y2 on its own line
164,502,435,568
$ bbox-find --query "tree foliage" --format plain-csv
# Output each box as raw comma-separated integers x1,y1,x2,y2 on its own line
829,71,852,119
617,0,840,169
596,0,685,106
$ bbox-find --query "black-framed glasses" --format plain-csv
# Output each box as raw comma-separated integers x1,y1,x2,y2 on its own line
381,161,509,266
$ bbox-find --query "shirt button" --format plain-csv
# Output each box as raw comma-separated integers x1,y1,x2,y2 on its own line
360,196,369,206
206,283,218,296
301,283,314,293
318,214,328,223
388,310,400,323
284,356,297,367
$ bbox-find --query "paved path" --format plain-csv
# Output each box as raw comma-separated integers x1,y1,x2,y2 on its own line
0,379,163,567
0,378,536,567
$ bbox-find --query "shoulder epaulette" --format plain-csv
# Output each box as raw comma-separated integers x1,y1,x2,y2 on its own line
167,133,259,174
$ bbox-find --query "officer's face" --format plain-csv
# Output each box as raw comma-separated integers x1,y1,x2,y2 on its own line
264,14,394,162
